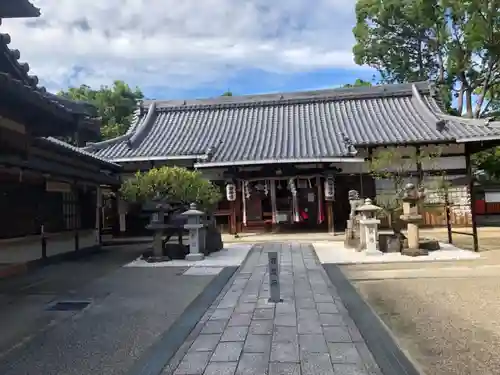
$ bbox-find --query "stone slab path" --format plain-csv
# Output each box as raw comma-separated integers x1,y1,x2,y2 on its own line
166,243,382,375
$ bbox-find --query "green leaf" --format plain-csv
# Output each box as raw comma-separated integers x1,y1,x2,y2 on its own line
58,80,144,141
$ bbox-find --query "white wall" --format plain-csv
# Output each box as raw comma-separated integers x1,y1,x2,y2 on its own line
339,144,466,174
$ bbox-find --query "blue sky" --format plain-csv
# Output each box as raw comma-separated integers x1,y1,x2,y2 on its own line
2,0,378,100
146,68,379,99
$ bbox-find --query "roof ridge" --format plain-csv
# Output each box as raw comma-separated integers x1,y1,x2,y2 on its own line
83,101,146,152
410,84,443,123
148,81,432,111
127,102,156,148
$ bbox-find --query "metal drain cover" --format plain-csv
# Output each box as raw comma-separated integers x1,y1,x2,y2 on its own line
47,301,91,311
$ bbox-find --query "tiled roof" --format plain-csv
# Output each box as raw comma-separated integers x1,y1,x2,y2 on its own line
85,82,500,166
41,137,121,170
0,32,100,122
0,0,40,18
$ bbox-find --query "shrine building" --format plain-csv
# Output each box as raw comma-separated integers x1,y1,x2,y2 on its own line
84,81,500,235
0,0,121,268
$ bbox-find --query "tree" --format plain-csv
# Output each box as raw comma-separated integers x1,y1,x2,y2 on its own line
221,90,233,96
58,80,144,140
343,79,373,88
120,166,221,211
369,147,446,228
353,0,500,118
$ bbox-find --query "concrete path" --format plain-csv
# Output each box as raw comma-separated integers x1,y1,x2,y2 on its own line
165,243,381,375
0,245,235,375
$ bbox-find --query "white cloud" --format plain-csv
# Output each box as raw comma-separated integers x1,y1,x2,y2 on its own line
1,0,362,93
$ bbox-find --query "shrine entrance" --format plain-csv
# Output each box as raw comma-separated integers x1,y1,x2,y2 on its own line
239,177,328,233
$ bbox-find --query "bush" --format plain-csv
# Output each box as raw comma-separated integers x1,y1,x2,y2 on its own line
120,166,221,210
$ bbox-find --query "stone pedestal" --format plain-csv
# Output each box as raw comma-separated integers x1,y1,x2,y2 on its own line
359,218,383,255
182,203,205,261
356,198,382,255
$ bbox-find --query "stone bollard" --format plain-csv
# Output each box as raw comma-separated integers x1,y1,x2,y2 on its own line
182,203,205,261
357,198,383,255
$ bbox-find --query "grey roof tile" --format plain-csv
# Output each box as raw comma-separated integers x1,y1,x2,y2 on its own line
85,82,500,165
42,137,121,170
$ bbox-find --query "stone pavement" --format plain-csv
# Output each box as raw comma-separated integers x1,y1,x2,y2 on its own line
166,243,382,375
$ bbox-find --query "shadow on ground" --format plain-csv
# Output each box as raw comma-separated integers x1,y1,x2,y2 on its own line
0,245,218,375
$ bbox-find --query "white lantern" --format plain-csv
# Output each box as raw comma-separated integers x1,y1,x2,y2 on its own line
226,183,236,201
324,177,335,201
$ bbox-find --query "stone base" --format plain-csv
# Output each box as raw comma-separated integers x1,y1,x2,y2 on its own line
344,237,359,249
365,249,384,256
144,255,171,263
185,253,205,261
419,239,440,251
401,247,429,257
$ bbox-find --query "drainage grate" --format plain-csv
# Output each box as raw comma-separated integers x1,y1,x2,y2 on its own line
47,301,91,311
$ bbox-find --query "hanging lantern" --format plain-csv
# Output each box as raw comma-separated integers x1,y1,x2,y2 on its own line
226,183,236,202
324,176,335,201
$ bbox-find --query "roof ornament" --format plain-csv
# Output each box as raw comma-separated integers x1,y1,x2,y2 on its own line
341,132,358,156
484,117,494,126
436,119,447,131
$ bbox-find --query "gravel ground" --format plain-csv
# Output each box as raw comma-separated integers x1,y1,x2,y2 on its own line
354,277,500,375
343,229,500,375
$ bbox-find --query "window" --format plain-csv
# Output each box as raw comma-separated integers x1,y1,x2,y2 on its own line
62,191,80,230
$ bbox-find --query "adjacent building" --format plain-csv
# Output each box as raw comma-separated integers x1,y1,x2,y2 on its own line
0,2,122,264
85,81,500,236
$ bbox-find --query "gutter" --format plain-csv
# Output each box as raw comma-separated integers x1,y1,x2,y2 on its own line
194,157,365,168
110,155,207,163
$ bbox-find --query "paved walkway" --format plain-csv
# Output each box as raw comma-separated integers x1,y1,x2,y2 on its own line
166,243,381,375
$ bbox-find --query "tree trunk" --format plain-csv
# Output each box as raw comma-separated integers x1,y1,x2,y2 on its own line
465,88,473,118
457,82,465,116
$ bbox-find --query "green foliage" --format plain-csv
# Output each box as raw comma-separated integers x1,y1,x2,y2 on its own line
472,147,500,180
369,147,447,222
120,166,221,210
221,90,233,96
58,80,144,140
353,0,500,118
343,78,373,88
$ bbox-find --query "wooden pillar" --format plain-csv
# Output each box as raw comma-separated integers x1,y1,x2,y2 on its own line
229,200,237,234
96,185,102,245
465,144,479,252
415,145,423,184
73,182,80,251
326,201,334,234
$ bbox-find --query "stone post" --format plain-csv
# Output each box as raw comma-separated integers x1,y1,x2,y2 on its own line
357,198,382,255
400,183,428,256
182,203,205,261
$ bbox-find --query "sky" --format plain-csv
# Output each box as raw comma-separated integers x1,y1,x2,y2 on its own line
2,0,377,99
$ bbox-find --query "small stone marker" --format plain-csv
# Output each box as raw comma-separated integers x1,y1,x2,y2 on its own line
268,251,282,303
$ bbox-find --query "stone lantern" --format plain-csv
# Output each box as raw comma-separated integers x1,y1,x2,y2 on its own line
145,194,171,258
400,183,428,256
356,198,382,255
182,203,205,261
344,190,363,248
